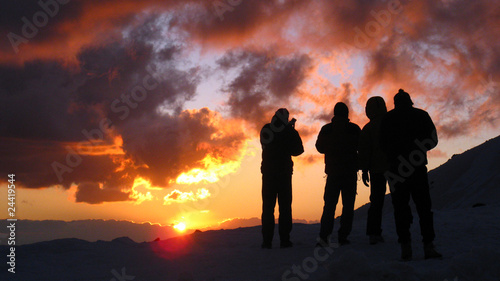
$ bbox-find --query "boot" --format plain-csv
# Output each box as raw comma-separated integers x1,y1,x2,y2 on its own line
338,237,350,246
315,237,329,248
280,240,293,249
401,242,412,261
261,241,272,249
424,242,442,259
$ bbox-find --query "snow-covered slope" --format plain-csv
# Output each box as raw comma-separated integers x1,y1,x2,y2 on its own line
428,135,500,210
1,135,499,280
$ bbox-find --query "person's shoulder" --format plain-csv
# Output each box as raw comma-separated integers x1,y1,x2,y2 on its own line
385,109,398,116
412,107,430,115
346,122,361,136
407,107,432,120
348,122,361,131
362,120,374,132
320,122,333,131
261,123,271,130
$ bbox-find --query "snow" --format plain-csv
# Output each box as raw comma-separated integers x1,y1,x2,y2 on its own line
1,135,499,280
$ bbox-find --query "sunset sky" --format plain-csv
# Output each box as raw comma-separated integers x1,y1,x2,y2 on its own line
0,0,498,232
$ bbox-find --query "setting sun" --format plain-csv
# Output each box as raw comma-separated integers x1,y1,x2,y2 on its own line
174,222,187,232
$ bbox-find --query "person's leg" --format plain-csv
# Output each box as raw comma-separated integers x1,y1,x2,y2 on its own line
262,174,277,247
278,173,293,246
390,181,412,244
391,179,413,260
366,173,387,237
409,167,437,242
410,166,441,258
319,175,341,243
338,172,357,242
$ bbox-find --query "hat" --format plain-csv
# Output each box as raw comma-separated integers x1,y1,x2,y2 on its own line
394,89,413,108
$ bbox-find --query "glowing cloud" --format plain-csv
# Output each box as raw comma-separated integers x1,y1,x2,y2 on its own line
175,154,241,185
163,188,211,205
128,177,155,205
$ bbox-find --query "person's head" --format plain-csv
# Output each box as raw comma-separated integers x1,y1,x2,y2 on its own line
271,108,289,125
333,102,349,118
365,96,387,120
394,89,413,109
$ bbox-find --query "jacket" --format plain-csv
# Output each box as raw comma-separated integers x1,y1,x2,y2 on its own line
260,118,304,175
380,105,437,168
358,97,388,174
316,116,361,175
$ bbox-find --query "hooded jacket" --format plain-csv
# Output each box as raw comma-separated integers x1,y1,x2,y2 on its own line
260,113,304,175
380,104,437,169
316,116,361,175
358,97,388,174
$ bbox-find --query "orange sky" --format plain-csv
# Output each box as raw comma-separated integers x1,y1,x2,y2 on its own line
0,0,499,231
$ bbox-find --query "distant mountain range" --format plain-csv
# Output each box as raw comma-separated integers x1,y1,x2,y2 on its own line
0,219,178,245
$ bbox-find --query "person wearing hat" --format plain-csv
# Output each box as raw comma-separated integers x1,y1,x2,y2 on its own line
260,108,304,249
380,89,442,261
358,96,389,245
316,102,361,246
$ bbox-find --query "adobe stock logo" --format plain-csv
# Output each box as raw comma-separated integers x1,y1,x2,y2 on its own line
351,0,405,49
7,0,71,54
282,239,338,281
384,131,438,191
212,0,243,21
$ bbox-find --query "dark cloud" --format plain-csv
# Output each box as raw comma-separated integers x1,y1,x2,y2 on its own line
177,0,308,48
0,18,247,204
354,0,500,137
217,49,313,130
75,182,131,204
0,0,183,63
0,61,91,141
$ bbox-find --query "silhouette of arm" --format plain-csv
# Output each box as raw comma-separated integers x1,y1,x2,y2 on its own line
352,123,362,171
421,111,438,151
315,125,330,154
260,124,271,149
356,125,370,171
288,127,304,156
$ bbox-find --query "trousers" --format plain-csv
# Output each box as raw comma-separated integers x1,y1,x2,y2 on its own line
261,173,292,244
390,166,435,244
366,172,388,236
319,172,357,241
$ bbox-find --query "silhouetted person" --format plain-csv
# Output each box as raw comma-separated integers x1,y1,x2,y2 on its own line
381,89,442,261
358,96,389,245
316,102,361,246
260,108,304,249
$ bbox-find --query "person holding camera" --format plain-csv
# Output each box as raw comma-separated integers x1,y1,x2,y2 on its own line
260,108,304,249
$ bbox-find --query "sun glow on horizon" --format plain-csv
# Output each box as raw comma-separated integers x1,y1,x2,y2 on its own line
173,222,187,232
